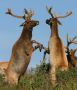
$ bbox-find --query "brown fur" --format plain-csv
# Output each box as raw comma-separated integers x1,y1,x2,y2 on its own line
68,49,77,67
65,35,77,67
0,62,8,75
46,18,68,85
5,20,39,85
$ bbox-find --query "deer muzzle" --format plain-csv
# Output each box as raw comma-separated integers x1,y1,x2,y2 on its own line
36,21,39,25
46,19,51,25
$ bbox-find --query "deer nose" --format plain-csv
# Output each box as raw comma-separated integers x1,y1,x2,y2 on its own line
46,19,50,24
36,21,39,25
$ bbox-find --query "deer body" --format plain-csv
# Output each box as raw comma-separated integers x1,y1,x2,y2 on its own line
46,7,72,86
5,9,40,85
49,20,68,69
46,18,68,85
6,21,39,85
49,34,68,69
6,28,33,84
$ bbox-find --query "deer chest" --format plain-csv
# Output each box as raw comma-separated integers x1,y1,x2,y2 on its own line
48,37,63,55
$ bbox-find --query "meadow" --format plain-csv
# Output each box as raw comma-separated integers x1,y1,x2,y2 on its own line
0,62,77,90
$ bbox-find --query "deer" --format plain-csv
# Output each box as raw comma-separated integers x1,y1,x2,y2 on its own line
4,8,44,85
46,6,72,86
0,61,9,75
66,34,77,67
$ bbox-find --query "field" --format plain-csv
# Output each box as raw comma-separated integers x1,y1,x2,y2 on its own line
0,63,77,90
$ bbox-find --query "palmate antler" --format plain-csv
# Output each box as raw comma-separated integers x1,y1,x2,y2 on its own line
46,6,72,25
6,9,25,19
56,11,72,19
6,8,34,20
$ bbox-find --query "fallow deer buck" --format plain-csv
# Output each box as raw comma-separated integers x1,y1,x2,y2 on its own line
5,8,43,85
0,61,9,75
66,34,77,67
46,6,72,86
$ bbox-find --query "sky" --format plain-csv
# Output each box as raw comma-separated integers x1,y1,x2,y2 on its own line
0,0,77,68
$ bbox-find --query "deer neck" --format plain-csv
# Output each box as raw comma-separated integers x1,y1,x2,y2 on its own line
20,27,32,41
50,23,59,37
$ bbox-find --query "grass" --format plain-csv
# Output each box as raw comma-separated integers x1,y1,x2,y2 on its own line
0,63,77,90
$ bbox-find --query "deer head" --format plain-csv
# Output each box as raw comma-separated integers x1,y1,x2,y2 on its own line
6,8,39,31
69,48,77,56
46,6,72,26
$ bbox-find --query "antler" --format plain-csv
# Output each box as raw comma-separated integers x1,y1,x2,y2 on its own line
72,48,77,52
68,35,77,45
46,6,54,18
6,8,34,20
66,34,77,53
56,11,72,19
6,8,25,19
65,34,77,53
46,6,62,25
46,6,72,19
24,9,34,20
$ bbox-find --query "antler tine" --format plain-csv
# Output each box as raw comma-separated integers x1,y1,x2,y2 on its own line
66,33,69,44
6,8,12,14
70,36,77,44
24,8,28,14
46,6,54,18
67,34,68,42
56,11,72,19
29,9,34,17
73,48,77,52
6,8,25,19
71,36,76,42
25,9,34,20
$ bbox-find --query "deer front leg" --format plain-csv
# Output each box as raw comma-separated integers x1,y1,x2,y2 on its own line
32,40,48,51
43,48,50,60
33,43,43,52
50,65,58,86
32,40,45,52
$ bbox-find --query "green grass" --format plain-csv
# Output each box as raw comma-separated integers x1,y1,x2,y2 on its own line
0,63,77,90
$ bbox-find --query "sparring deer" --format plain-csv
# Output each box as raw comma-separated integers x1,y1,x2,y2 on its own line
46,6,72,86
66,34,77,67
5,8,43,85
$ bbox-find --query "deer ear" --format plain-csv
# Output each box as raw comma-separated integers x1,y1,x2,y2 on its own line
57,20,62,25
